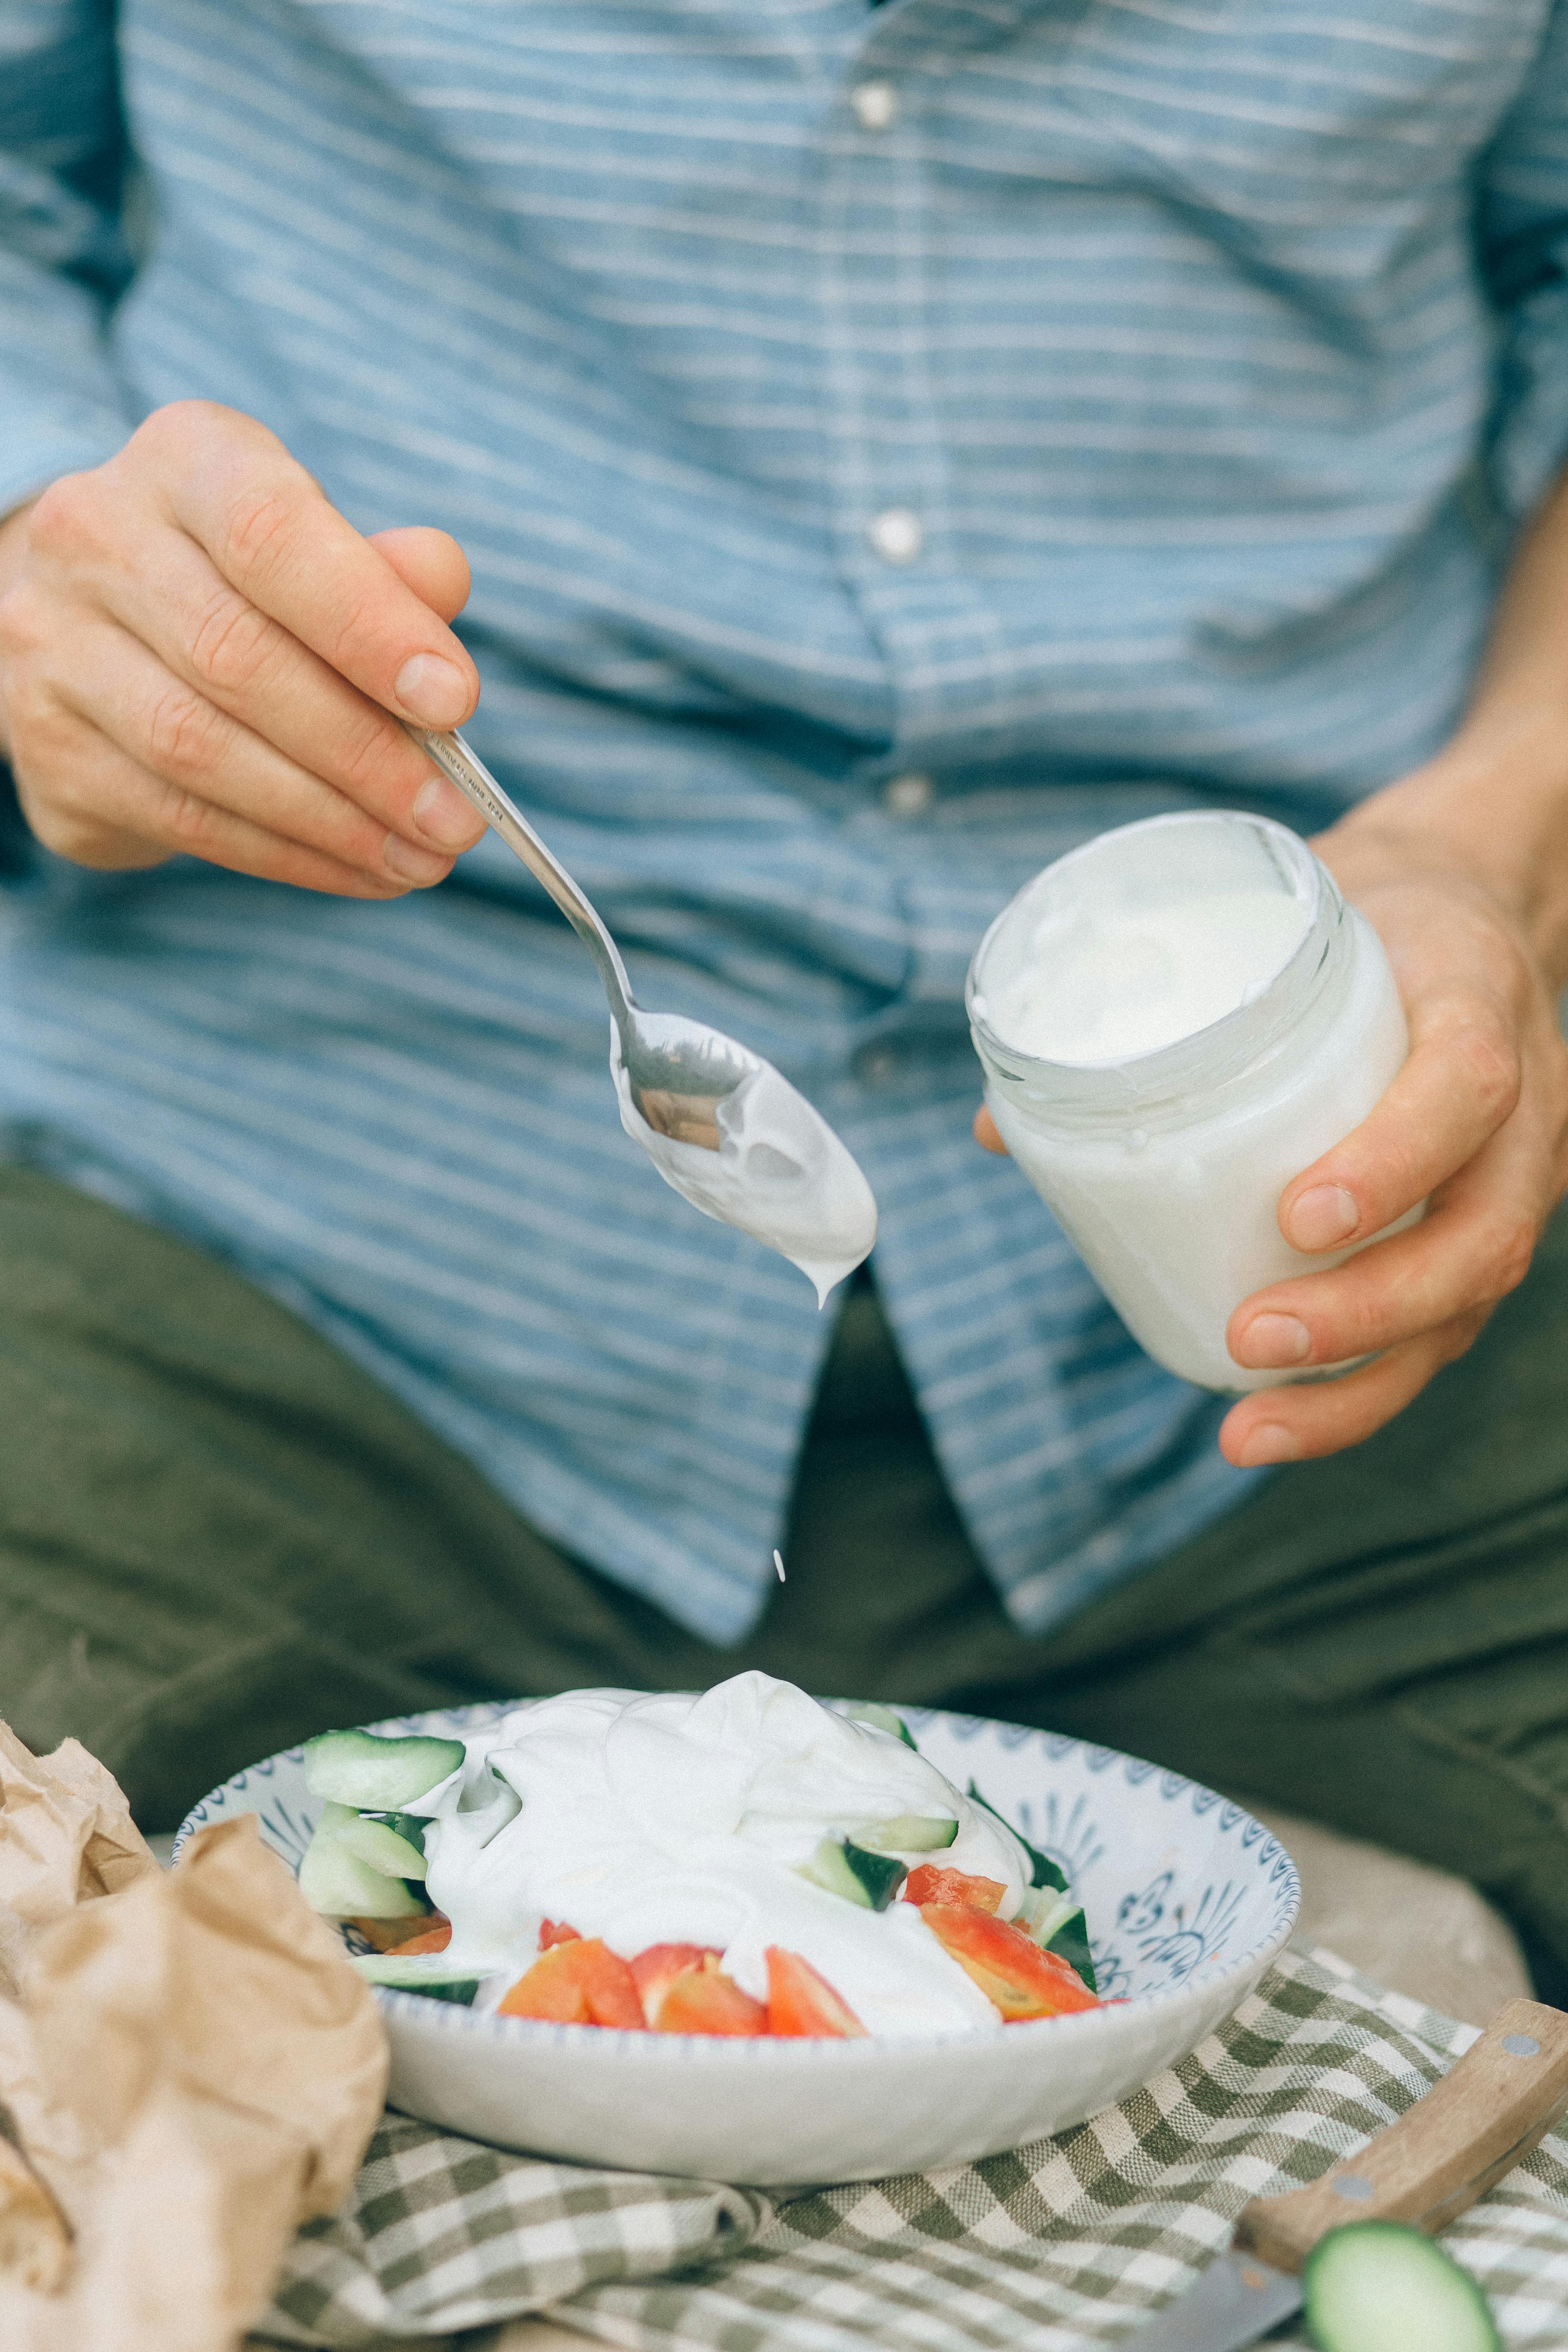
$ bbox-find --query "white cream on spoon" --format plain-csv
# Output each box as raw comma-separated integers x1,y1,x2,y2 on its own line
612,1040,877,1306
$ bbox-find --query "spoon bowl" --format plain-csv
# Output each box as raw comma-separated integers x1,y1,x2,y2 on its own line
404,726,876,1294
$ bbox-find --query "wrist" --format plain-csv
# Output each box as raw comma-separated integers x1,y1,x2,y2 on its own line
1329,725,1568,992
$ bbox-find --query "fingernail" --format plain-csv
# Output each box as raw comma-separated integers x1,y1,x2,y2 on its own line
1289,1183,1359,1252
1237,1422,1301,1469
1232,1313,1311,1369
413,775,486,850
394,652,470,728
382,833,450,884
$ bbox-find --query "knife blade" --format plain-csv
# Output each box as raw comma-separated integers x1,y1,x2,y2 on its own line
1128,1995,1568,2352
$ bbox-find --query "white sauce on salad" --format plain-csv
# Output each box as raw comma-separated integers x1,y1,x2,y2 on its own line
411,1672,1029,2036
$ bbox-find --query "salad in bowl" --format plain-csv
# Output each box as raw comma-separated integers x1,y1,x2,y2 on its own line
297,1671,1099,2037
184,1673,1299,2179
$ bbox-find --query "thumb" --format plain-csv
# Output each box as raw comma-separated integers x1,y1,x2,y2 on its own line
367,526,472,624
974,1105,1010,1157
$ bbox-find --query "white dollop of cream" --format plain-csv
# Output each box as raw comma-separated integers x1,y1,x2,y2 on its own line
612,1040,877,1306
989,887,1311,1065
415,1671,1028,2037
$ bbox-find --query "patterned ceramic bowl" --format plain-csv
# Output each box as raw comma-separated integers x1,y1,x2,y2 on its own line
177,1701,1300,2185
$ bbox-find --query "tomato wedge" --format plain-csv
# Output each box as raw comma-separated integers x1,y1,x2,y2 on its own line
630,1942,721,2024
902,1865,1005,1913
764,1946,866,2037
497,1936,646,2027
350,1912,451,1953
648,1953,766,2036
539,1918,582,1950
386,1916,453,1955
919,1904,1099,2020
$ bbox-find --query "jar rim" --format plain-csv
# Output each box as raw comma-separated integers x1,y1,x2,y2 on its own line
965,811,1344,1119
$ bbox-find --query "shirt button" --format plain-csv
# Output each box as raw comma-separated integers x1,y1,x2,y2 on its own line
868,507,923,564
851,80,898,131
883,771,934,818
856,1045,898,1088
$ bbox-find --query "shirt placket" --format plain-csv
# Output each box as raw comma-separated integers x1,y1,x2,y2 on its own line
818,3,1020,767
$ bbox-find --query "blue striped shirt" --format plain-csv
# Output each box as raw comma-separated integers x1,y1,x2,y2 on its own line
3,0,1566,1642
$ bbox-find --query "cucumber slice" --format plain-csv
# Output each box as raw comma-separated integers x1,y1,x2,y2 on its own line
302,1727,465,1810
968,1781,1068,1893
857,1816,959,1853
1044,1908,1097,1994
298,1820,430,1920
384,1812,430,1853
1302,2222,1500,2352
1015,1886,1076,1942
333,1815,428,1882
845,1703,917,1749
352,1954,480,2006
797,1838,906,1911
1012,1887,1097,1990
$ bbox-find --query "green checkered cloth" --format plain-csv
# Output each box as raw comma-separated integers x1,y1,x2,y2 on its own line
255,1943,1568,2352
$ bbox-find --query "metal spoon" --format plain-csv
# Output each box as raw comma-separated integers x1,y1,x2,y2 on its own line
402,723,763,1151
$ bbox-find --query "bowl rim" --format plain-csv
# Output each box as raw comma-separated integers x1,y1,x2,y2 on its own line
175,1693,1302,2060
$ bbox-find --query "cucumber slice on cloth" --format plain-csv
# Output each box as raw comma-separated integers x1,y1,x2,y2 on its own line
1302,2223,1500,2352
798,1838,906,1911
856,1816,959,1853
352,1954,480,2005
302,1727,464,1809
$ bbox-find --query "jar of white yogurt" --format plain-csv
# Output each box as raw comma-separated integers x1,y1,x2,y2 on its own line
965,811,1413,1392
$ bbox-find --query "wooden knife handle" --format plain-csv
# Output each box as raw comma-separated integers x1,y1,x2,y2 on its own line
1235,1997,1568,2275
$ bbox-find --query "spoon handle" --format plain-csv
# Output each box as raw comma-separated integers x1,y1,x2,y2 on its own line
403,724,636,1017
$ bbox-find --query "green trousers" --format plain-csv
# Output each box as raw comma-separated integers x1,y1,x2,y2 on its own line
3,1165,1568,1993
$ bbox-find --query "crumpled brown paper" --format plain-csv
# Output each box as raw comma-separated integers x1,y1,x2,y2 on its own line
0,1721,389,2351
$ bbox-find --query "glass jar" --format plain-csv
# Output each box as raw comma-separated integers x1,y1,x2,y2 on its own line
965,811,1413,1392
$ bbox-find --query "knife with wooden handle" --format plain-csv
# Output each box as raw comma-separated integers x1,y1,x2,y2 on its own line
1128,1997,1568,2351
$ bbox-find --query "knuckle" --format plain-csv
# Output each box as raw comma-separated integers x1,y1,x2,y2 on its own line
26,469,102,562
321,602,391,684
217,486,301,585
186,585,279,698
144,680,225,782
17,778,113,867
1481,1213,1537,1299
331,704,406,797
8,683,80,778
0,581,45,663
154,778,220,854
133,398,245,462
1451,1017,1522,1124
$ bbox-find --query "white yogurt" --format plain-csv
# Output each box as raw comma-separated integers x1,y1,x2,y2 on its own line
414,1671,1023,2037
988,890,1311,1065
612,1041,877,1306
968,814,1415,1393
